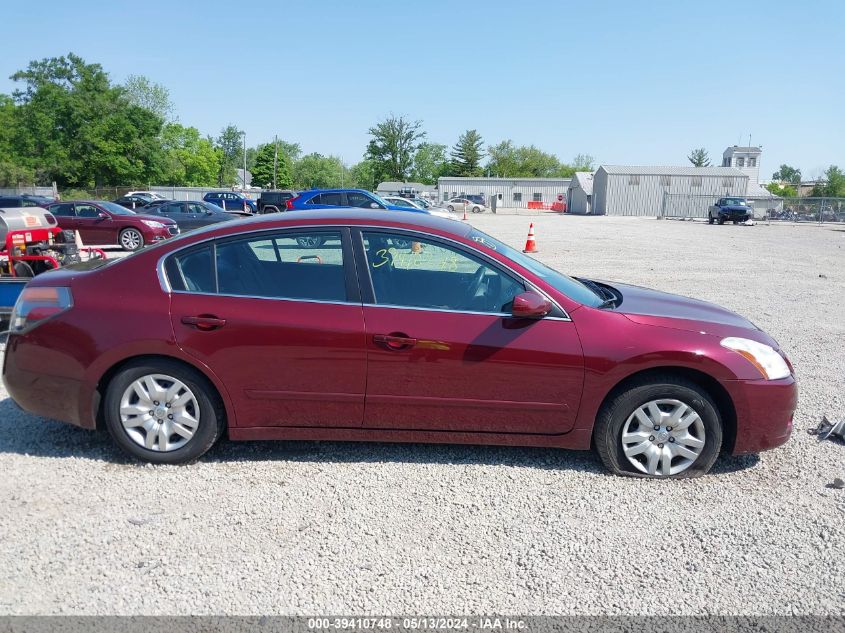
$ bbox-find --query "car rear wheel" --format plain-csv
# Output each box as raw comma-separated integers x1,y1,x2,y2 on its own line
119,228,144,251
472,206,483,214
104,360,225,464
594,375,722,478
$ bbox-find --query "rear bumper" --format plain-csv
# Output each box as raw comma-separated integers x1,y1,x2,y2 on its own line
2,335,87,428
724,376,797,454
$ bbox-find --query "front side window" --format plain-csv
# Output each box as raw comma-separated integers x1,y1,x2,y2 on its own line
362,231,524,314
76,204,101,218
347,192,378,208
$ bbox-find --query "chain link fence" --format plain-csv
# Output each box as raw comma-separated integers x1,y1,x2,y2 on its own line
660,192,845,224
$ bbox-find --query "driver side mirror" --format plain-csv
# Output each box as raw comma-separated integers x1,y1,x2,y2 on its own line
98,212,109,219
511,291,552,319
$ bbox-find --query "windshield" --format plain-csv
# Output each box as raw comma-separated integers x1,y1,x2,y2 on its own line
370,192,390,206
467,228,604,308
202,202,226,212
724,198,748,206
100,201,136,215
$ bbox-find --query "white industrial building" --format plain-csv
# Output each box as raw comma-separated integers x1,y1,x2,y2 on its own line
567,172,594,214
437,177,571,209
375,181,437,197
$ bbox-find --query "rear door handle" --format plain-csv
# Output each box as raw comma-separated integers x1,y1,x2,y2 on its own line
373,334,417,350
181,315,227,331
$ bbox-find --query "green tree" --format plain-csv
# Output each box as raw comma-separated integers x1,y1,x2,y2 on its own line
450,129,484,176
348,159,377,190
124,74,173,120
366,115,425,182
292,153,345,189
159,123,220,186
486,140,567,177
8,53,165,187
765,182,797,197
572,153,595,171
811,166,845,197
216,124,243,186
251,141,293,189
687,148,711,167
410,143,448,184
0,161,36,187
772,164,801,184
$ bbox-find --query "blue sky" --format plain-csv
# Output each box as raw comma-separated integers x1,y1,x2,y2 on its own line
2,0,842,179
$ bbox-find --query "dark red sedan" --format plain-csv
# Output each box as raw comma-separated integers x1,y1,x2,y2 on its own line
2,210,797,478
45,200,179,251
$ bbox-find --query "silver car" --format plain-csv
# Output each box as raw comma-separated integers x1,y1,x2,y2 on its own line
445,197,487,214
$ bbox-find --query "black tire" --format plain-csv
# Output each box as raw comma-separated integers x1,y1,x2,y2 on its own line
717,217,725,225
103,359,225,465
447,205,454,212
594,374,722,479
119,227,144,252
708,215,714,225
13,261,35,277
733,220,739,225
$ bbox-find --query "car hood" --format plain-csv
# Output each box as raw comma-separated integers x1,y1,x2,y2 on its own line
604,281,774,343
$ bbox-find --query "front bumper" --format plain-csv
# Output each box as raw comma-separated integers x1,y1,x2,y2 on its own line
724,375,797,454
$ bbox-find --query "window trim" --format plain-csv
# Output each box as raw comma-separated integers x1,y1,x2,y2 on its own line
161,227,358,304
157,224,569,320
352,227,567,319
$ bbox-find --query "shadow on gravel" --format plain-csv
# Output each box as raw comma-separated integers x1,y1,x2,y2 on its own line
0,396,760,475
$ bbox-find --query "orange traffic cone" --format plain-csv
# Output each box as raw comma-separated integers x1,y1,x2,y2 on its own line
462,204,468,221
522,223,538,253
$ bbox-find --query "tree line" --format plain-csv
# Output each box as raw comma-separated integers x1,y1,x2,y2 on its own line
0,53,594,192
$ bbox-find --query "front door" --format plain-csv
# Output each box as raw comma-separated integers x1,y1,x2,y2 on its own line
73,203,114,244
357,230,584,435
168,228,367,428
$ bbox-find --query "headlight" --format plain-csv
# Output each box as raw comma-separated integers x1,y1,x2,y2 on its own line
141,220,165,229
720,337,791,380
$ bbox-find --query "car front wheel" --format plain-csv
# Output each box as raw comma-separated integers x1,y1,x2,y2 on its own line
119,228,144,251
103,360,225,464
594,375,722,478
708,214,715,225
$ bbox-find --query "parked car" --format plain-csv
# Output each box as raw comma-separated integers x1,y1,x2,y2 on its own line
257,190,297,213
202,191,257,212
3,209,796,477
20,194,57,206
114,194,154,210
0,195,48,208
446,197,487,214
127,191,166,201
45,200,178,251
285,189,426,213
141,200,241,232
708,197,752,224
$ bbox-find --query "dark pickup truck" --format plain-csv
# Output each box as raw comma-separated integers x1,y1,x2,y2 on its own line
708,197,752,224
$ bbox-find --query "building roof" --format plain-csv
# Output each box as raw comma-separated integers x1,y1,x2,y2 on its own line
723,146,762,154
376,181,436,192
571,171,594,195
438,177,571,183
598,165,748,177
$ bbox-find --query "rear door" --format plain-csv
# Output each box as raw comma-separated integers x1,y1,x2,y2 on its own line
355,229,585,435
49,203,79,233
167,227,367,428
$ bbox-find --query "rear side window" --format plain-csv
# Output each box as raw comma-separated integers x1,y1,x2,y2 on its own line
51,203,76,217
166,246,215,293
165,231,347,302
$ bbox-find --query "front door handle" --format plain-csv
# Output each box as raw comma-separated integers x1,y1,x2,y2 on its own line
373,333,417,351
181,315,227,331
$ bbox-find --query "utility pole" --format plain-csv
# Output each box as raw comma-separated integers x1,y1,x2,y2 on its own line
273,135,278,190
242,132,247,190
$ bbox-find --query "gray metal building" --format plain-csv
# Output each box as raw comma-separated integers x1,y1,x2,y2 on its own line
592,165,748,216
437,177,571,209
567,172,594,214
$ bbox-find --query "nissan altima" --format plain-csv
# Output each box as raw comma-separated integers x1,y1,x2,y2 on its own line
2,210,797,477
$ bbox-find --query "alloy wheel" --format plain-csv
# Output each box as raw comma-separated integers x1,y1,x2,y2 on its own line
620,398,706,476
119,374,201,452
121,229,142,250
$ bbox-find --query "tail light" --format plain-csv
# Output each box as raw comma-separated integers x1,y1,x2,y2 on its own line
10,286,73,334
285,196,300,210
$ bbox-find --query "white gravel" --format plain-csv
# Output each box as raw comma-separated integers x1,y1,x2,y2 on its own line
1,216,843,615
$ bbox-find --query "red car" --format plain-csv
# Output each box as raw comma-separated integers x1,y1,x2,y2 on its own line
2,210,796,478
45,200,179,251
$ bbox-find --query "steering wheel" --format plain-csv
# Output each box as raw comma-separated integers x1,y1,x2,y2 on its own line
467,265,486,299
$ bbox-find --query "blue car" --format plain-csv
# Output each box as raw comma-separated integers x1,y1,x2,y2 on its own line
285,189,429,213
202,191,257,212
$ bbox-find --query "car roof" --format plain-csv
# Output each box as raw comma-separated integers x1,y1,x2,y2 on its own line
300,188,371,195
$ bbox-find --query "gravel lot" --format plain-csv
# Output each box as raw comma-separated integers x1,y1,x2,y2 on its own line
1,216,843,615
